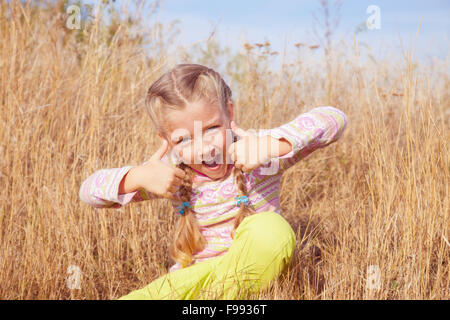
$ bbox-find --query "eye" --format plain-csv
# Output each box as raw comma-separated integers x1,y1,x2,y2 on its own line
176,136,191,145
207,125,220,131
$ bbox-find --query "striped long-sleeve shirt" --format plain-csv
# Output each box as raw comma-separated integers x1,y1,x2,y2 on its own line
79,106,348,272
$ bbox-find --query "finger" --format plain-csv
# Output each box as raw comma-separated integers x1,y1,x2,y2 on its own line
234,161,243,170
168,185,179,194
163,191,175,200
229,140,245,163
173,167,186,179
241,167,250,173
233,144,247,165
230,121,249,138
227,143,235,162
242,164,256,173
151,138,169,160
171,175,183,187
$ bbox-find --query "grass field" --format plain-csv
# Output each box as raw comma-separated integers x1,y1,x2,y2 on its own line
0,1,448,299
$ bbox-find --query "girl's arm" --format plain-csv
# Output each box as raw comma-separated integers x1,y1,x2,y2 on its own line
256,106,348,175
79,165,160,209
80,140,185,209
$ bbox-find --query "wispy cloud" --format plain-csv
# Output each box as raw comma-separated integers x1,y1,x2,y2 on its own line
154,0,449,61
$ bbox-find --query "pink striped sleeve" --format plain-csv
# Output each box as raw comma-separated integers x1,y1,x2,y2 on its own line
79,166,160,208
256,106,348,175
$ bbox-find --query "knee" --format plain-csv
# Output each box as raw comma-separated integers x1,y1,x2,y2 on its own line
237,211,296,262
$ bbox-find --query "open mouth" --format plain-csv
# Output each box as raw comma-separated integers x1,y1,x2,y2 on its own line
202,154,223,171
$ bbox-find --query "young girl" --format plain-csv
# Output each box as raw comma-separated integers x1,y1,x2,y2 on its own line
79,64,348,299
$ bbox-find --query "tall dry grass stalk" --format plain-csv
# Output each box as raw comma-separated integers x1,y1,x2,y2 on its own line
0,1,448,299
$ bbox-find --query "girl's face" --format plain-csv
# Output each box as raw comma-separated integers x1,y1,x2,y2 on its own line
160,98,234,180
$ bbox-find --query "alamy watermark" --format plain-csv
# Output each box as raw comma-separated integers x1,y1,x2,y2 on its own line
66,5,81,30
167,121,281,175
366,265,381,290
66,265,82,290
366,5,381,30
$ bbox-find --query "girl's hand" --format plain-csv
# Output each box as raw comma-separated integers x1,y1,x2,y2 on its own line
131,139,186,199
227,121,286,173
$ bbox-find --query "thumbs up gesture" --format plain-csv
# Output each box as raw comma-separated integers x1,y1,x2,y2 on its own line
142,139,187,199
120,139,186,199
227,121,280,173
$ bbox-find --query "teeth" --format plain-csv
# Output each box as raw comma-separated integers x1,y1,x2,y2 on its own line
203,154,221,165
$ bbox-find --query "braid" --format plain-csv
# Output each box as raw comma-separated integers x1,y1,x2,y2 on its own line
170,163,206,268
231,166,257,239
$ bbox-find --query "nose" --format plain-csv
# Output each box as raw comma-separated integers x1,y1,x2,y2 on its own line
200,143,216,162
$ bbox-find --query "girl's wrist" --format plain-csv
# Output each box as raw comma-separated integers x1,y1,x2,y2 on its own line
130,165,145,190
119,166,143,194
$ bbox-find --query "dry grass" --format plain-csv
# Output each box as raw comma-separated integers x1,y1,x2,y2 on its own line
0,1,448,299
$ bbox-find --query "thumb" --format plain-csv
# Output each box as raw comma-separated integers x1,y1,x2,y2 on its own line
151,138,169,160
230,120,248,138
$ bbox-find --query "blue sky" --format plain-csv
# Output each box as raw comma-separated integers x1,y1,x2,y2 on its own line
150,0,449,63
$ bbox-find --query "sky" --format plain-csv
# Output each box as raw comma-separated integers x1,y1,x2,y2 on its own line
80,0,449,67
147,0,449,64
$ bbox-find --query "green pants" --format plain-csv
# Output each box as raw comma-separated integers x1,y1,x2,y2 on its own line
119,211,296,300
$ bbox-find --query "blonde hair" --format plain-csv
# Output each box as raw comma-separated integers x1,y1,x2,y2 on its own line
145,64,256,268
